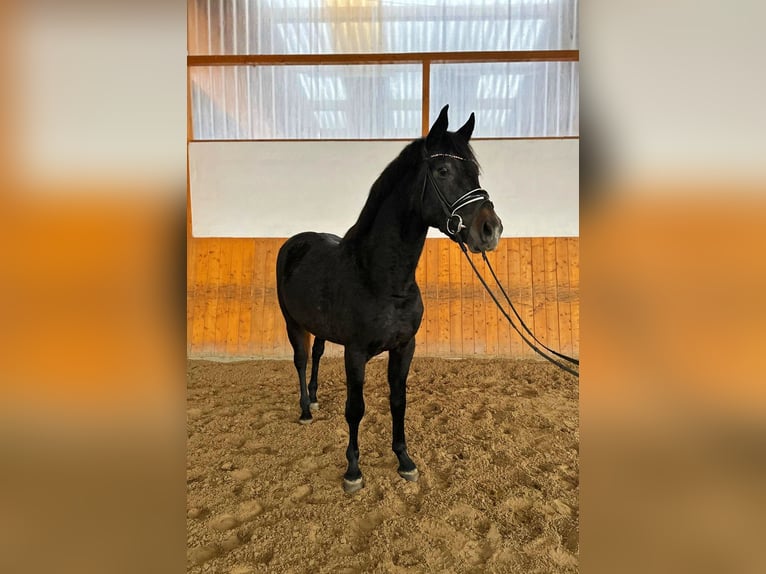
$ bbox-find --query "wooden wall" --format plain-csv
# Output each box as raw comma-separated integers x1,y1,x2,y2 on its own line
186,237,579,360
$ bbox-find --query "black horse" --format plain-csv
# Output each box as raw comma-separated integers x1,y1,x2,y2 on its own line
276,105,503,493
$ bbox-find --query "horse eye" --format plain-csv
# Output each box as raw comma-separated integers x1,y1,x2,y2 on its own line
437,167,449,177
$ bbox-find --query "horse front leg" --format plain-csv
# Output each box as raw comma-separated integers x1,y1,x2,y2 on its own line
342,347,367,494
388,338,418,481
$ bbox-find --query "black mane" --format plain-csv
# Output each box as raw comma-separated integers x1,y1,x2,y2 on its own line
341,133,479,244
341,138,424,244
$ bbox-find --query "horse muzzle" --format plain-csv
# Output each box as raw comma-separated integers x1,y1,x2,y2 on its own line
466,204,503,253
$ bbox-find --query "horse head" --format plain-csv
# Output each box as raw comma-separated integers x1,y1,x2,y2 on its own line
422,105,503,253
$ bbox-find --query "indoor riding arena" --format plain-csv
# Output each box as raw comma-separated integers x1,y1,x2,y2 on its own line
186,2,579,573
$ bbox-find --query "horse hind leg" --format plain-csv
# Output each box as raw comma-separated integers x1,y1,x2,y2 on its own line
308,338,325,411
286,323,313,424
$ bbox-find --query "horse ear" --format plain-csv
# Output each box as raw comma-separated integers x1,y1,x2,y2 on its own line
457,112,475,140
426,105,449,148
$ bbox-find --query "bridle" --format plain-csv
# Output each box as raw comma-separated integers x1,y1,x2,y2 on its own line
421,152,491,236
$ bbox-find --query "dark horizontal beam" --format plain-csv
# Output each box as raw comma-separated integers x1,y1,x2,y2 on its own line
188,50,579,67
190,136,580,143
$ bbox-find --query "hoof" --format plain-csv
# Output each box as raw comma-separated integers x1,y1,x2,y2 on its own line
343,476,364,494
298,417,313,425
398,468,419,482
309,402,319,412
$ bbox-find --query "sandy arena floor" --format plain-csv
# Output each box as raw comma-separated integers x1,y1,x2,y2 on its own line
187,356,579,573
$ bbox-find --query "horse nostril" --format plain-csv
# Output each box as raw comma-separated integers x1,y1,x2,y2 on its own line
482,221,494,241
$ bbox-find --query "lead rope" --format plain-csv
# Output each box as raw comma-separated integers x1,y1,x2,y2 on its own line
457,240,579,378
481,251,579,366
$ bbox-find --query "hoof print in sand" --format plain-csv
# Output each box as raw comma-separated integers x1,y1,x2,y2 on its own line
236,500,265,522
188,543,220,565
290,484,313,502
209,513,239,532
230,468,254,481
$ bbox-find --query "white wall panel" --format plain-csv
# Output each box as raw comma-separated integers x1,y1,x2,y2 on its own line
189,139,578,238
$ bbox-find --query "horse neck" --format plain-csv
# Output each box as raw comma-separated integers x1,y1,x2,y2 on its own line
346,183,428,294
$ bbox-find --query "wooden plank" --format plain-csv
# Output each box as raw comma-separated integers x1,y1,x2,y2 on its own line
274,238,291,357
482,248,499,356
448,238,463,356
225,239,244,356
543,237,560,356
262,238,281,356
188,50,580,67
424,239,439,355
250,239,268,357
518,238,535,358
506,238,523,358
414,245,427,355
567,237,580,356
214,239,234,356
460,246,475,356
190,238,210,356
274,237,290,357
201,239,221,356
530,238,547,353
555,237,573,357
238,240,256,356
196,136,581,144
436,239,452,356
186,238,197,354
495,239,512,356
472,250,487,355
186,235,196,292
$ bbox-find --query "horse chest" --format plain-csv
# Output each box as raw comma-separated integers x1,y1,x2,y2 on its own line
362,297,423,353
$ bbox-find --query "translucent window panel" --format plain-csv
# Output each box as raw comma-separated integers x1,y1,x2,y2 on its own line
190,65,422,139
188,0,578,55
430,61,578,137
